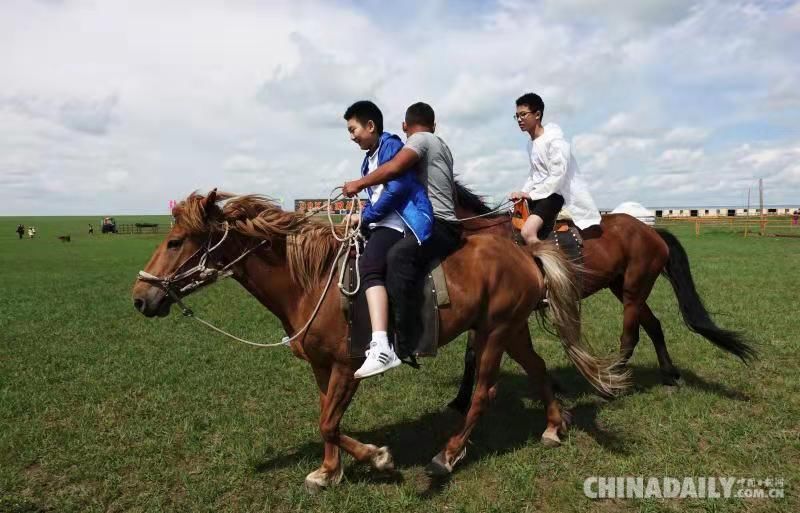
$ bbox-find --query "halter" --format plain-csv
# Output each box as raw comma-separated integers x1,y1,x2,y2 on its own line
137,222,268,317
136,189,362,349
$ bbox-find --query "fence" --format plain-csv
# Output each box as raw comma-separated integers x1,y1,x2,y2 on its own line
656,216,800,238
116,223,161,234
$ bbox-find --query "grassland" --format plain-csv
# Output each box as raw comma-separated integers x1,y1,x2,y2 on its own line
1,216,798,512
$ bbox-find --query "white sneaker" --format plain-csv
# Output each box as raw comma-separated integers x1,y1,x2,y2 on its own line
354,341,402,379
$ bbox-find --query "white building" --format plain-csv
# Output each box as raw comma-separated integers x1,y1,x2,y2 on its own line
649,205,797,218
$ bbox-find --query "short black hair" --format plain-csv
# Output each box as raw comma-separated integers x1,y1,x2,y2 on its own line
343,100,383,133
405,102,435,128
516,93,544,116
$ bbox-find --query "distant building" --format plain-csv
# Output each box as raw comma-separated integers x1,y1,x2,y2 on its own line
648,205,797,218
294,198,367,214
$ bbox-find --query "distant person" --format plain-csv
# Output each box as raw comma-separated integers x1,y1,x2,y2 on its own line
792,209,799,226
88,224,94,235
16,224,24,240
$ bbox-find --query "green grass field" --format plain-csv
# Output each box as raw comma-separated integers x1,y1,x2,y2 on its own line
1,216,798,513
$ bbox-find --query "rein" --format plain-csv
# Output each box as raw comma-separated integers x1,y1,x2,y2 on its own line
136,190,362,349
455,198,519,222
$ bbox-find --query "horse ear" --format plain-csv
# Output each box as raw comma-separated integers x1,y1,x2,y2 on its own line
203,188,218,218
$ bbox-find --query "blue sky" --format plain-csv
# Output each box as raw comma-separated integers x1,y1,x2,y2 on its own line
1,0,798,214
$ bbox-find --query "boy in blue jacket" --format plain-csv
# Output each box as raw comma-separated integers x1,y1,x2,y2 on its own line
343,101,434,378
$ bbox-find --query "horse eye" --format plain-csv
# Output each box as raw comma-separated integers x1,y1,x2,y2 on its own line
167,238,184,249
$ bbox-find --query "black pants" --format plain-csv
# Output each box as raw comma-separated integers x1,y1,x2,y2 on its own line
386,218,463,356
359,227,404,290
528,193,564,240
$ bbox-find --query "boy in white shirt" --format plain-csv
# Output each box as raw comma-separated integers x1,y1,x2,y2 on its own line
509,93,601,243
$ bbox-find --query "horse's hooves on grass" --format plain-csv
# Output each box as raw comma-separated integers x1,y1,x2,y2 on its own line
304,467,342,493
425,448,466,477
662,375,684,389
304,476,325,494
425,458,451,477
371,445,394,471
541,432,561,448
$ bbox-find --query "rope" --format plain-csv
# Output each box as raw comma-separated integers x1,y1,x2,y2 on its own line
455,199,519,222
141,188,362,350
327,188,364,296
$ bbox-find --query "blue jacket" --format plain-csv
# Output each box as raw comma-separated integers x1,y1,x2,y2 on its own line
360,132,433,244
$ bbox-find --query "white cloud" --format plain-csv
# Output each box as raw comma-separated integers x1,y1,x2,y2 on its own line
663,126,710,146
0,0,798,214
655,148,705,172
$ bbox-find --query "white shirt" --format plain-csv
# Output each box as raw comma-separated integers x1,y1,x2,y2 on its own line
366,148,405,233
522,123,601,229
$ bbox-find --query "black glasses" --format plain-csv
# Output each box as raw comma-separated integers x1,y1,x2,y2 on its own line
514,111,534,121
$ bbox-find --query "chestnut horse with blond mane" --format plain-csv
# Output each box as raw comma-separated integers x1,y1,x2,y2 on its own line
132,190,629,489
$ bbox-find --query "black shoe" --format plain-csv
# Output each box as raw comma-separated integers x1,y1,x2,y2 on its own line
399,353,421,369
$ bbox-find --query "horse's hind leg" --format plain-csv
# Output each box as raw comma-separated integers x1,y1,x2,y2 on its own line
608,268,659,366
448,331,477,415
640,303,682,386
504,324,567,447
427,329,503,476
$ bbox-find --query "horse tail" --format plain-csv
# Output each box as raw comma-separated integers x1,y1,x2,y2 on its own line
655,229,756,362
534,244,630,396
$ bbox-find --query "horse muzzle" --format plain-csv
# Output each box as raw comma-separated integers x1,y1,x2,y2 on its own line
132,287,172,318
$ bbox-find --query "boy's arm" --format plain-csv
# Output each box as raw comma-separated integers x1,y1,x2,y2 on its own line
361,175,411,224
343,148,419,197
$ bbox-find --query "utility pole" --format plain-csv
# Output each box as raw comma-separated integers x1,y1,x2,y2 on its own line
759,178,765,236
744,187,751,237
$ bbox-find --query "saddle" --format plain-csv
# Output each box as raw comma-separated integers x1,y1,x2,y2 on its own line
512,200,585,265
340,252,450,359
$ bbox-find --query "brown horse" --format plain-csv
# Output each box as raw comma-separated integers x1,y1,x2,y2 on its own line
448,183,755,412
131,190,629,489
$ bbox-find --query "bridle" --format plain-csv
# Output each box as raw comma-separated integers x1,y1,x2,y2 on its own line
135,190,362,349
137,222,268,317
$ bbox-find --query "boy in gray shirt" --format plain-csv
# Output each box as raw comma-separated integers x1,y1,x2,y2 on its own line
343,102,462,366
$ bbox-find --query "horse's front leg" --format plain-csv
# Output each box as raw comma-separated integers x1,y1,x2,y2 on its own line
306,362,393,491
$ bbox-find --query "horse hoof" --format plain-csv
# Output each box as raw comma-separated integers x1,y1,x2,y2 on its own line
370,445,394,471
662,375,684,388
541,431,561,448
304,467,343,493
425,448,466,477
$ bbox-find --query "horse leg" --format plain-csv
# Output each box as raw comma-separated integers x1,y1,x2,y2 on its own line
306,363,393,491
448,330,477,415
640,303,682,386
608,278,643,366
427,331,504,476
504,325,567,447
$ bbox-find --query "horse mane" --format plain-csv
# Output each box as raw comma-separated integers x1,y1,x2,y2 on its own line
173,192,343,290
454,179,495,215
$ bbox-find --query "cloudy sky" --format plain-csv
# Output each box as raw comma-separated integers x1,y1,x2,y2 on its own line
1,0,798,215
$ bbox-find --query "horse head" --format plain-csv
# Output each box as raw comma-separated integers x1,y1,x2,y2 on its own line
132,189,225,317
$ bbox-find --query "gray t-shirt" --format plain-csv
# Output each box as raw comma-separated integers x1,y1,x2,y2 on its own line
405,131,457,221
